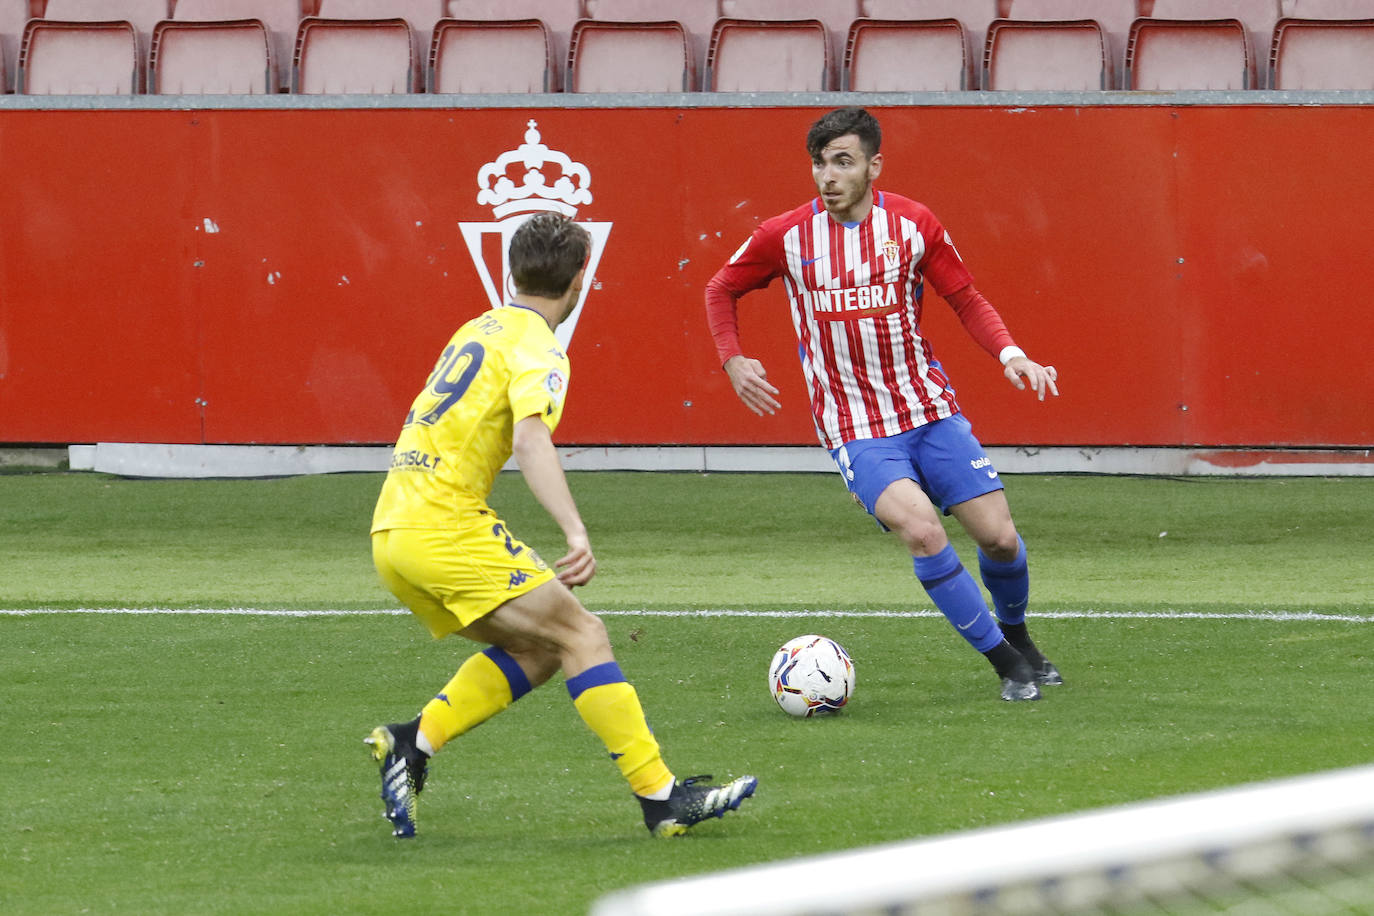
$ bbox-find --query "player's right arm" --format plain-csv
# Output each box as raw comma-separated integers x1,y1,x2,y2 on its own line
705,224,786,416
511,414,595,587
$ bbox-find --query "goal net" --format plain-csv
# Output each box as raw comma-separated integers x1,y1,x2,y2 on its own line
591,764,1374,916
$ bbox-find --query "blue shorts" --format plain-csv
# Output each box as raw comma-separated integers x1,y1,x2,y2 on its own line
829,414,1004,519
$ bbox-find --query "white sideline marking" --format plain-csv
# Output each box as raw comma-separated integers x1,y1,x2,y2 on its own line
0,608,1369,622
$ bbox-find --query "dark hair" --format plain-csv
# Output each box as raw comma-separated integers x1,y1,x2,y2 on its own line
508,212,591,299
806,107,882,161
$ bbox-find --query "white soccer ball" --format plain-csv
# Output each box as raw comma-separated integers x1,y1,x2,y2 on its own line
768,634,855,717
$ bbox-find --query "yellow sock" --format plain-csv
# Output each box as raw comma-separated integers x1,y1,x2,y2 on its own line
418,647,532,754
568,662,674,797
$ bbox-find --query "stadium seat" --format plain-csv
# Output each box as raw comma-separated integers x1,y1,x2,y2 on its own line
171,0,299,92
294,17,413,93
0,0,27,93
1142,0,1279,86
1001,0,1135,83
446,0,581,90
843,18,969,91
567,20,693,92
149,19,272,94
313,0,442,93
859,0,999,46
1147,0,1281,36
984,19,1110,90
580,0,716,82
856,0,998,88
429,18,552,93
706,18,830,91
41,0,168,64
720,0,856,71
1281,0,1374,14
1125,18,1255,89
1270,16,1374,88
17,19,140,94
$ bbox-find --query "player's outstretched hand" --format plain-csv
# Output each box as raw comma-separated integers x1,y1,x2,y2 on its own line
1003,356,1060,402
724,355,782,416
556,532,597,588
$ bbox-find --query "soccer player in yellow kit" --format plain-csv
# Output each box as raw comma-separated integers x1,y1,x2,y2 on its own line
366,212,755,839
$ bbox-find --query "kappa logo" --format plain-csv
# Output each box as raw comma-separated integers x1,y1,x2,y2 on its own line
460,120,612,352
508,570,532,589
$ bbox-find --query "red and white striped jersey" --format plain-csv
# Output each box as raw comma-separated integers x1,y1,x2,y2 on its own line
706,189,1014,449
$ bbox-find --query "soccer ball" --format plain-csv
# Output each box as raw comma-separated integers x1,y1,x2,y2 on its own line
769,634,855,717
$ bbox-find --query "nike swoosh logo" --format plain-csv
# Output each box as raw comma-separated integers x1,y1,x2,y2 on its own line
801,256,823,266
957,620,976,631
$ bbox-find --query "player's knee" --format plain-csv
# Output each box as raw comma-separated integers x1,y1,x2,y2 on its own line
894,517,949,556
978,525,1021,561
558,599,610,653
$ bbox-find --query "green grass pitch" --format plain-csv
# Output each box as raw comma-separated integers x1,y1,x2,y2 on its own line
1,470,1371,914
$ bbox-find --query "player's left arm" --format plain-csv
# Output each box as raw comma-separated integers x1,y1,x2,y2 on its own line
944,284,1060,401
511,414,596,587
917,214,1059,402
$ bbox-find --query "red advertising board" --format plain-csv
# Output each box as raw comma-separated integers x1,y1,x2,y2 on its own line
0,104,1371,447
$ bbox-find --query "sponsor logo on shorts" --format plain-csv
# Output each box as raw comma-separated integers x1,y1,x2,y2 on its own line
970,456,998,480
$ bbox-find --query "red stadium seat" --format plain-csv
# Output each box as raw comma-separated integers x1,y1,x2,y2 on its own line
706,18,830,91
1147,0,1280,37
446,0,580,90
429,18,552,93
313,0,442,93
580,0,717,81
719,0,856,77
1270,16,1374,88
18,19,140,94
294,17,413,93
984,19,1110,90
150,19,272,94
1143,0,1278,85
1282,0,1374,15
567,20,693,92
0,0,27,93
859,0,999,48
171,0,299,93
856,0,997,88
1125,17,1255,89
41,0,168,64
844,18,969,91
1002,0,1135,84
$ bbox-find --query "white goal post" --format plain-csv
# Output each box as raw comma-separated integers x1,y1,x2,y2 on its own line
591,764,1374,916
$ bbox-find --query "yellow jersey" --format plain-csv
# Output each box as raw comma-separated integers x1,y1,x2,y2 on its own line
372,305,570,531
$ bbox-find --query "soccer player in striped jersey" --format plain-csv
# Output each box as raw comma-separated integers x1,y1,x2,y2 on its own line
367,212,755,838
705,107,1062,701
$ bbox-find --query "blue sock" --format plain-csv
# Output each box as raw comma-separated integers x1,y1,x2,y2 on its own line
978,536,1029,626
913,545,1002,653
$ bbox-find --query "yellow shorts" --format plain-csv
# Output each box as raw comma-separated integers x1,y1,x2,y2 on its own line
371,517,555,638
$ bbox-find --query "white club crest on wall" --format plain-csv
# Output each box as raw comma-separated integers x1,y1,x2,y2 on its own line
461,119,611,351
